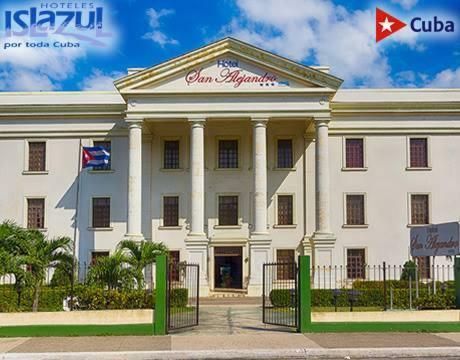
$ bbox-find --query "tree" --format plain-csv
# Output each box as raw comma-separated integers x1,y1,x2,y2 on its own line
86,251,135,290
21,230,73,312
117,240,168,289
0,221,31,307
400,260,418,281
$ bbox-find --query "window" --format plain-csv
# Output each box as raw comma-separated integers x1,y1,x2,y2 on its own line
93,141,111,170
163,196,179,227
169,251,180,281
27,198,45,229
218,140,238,169
218,195,238,226
277,195,293,225
415,256,431,279
28,142,46,172
410,194,429,225
277,139,293,168
347,249,365,279
346,194,365,225
164,140,180,169
276,249,295,280
345,138,364,168
92,197,110,228
409,138,428,168
91,251,109,266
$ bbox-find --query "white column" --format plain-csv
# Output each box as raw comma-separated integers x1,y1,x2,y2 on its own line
126,120,144,239
252,118,268,236
314,119,331,235
312,118,335,268
248,117,270,296
189,119,206,237
186,118,208,295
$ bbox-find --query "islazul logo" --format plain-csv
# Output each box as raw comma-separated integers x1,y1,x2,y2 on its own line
376,7,455,43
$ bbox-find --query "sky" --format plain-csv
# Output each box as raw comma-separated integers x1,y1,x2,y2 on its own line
0,0,459,91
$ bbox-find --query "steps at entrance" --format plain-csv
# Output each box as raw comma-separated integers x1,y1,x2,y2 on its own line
209,289,248,298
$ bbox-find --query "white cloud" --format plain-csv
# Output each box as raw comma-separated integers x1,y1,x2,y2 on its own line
390,0,419,10
78,69,124,91
0,35,86,91
426,68,460,88
221,0,416,87
143,8,178,47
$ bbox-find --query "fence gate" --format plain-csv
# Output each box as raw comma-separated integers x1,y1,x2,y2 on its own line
167,262,199,332
262,262,298,329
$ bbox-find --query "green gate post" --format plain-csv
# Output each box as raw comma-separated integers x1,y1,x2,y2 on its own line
298,255,312,333
154,255,167,335
455,257,460,309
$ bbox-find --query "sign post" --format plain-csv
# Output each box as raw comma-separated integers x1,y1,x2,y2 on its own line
154,255,167,336
298,255,311,333
455,257,460,310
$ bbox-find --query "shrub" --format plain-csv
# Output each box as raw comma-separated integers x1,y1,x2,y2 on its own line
413,292,455,310
269,289,296,307
400,260,417,281
170,288,188,308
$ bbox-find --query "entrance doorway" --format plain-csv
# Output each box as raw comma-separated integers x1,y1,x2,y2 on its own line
214,246,243,289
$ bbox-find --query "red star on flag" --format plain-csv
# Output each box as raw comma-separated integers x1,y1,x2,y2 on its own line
376,8,406,42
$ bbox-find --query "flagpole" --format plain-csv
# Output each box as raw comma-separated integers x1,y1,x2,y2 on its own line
70,139,82,311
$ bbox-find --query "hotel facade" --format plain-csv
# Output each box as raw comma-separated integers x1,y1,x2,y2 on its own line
1,38,459,295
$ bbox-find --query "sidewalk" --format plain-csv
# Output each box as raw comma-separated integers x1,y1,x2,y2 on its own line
0,332,459,359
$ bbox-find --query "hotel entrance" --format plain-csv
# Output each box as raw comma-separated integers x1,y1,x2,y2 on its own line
214,247,243,289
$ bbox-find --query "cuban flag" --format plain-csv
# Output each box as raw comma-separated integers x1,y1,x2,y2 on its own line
82,146,110,169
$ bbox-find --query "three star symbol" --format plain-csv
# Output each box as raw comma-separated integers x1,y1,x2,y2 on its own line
379,17,394,32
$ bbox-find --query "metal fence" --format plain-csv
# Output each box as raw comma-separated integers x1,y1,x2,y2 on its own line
167,262,199,331
310,263,456,311
262,262,298,328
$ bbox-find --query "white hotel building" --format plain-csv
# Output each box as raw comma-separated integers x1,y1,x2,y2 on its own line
1,38,459,295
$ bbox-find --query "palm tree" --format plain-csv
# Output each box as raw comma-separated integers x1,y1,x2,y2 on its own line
21,230,73,312
86,251,135,290
0,221,31,306
117,240,168,289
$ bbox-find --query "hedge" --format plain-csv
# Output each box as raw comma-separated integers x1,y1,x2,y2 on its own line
269,289,296,307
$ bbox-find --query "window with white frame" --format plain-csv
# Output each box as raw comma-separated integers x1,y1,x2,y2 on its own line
218,139,238,169
277,195,294,225
92,197,110,228
28,142,46,172
409,138,429,168
163,196,179,227
163,140,180,169
27,198,45,229
218,195,238,225
344,138,364,169
277,139,293,168
410,194,430,225
345,194,366,226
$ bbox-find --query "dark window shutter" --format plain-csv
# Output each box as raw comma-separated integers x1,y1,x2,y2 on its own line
345,139,364,168
346,195,365,225
28,142,46,171
276,249,295,280
411,194,429,224
164,140,180,169
218,196,238,225
163,196,179,226
277,195,293,225
92,198,110,228
410,138,428,168
27,198,45,229
277,139,293,168
347,249,365,279
218,140,238,168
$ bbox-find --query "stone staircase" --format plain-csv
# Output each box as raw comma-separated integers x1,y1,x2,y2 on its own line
208,289,248,298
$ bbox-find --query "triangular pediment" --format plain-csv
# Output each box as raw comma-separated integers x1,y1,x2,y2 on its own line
114,38,343,94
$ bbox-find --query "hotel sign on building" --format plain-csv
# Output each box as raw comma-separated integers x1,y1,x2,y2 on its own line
410,222,460,257
0,37,459,296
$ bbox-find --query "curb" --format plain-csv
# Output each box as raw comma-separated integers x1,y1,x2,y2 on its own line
2,347,460,359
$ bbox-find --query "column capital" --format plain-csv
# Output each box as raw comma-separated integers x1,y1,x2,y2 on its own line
126,117,144,128
251,117,269,127
188,116,206,124
313,116,331,127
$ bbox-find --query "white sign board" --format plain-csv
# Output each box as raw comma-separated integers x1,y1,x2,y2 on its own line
410,222,460,257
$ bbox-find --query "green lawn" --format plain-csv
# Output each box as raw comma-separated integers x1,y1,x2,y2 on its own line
1,321,459,337
312,306,382,312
